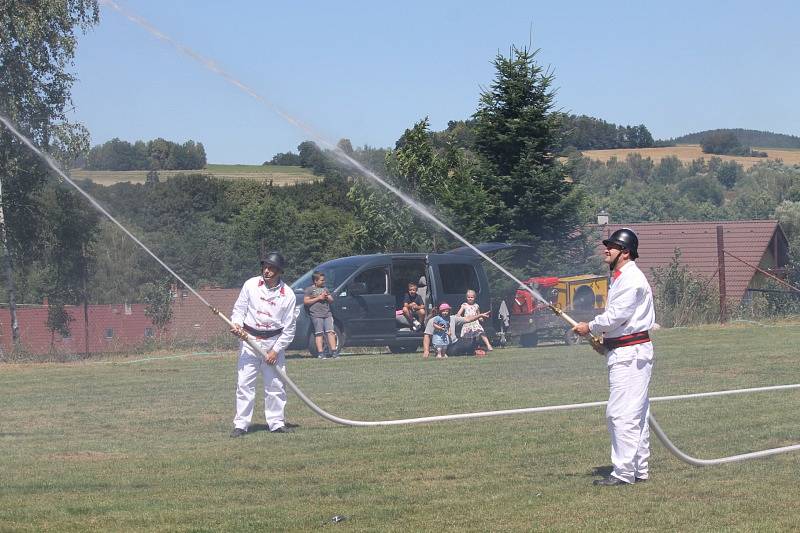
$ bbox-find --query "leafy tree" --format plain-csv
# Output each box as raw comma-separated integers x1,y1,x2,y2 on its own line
140,281,173,336
677,175,725,206
699,131,766,157
147,138,171,170
650,250,719,327
85,137,148,170
431,119,478,152
46,301,74,348
347,118,497,253
654,155,684,183
336,138,354,156
264,151,301,166
709,158,743,189
297,141,330,175
701,131,741,155
0,0,99,346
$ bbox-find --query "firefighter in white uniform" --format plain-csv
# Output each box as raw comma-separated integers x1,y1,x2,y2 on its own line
229,251,299,437
573,228,655,486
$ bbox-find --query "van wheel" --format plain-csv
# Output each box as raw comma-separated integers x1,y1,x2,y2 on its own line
308,324,343,357
520,332,539,348
388,343,417,354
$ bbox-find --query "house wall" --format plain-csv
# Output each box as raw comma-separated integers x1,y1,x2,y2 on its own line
0,288,241,356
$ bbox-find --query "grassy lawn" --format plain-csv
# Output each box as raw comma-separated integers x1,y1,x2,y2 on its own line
2,323,799,531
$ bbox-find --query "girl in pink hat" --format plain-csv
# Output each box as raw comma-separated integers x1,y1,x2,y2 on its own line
431,302,451,358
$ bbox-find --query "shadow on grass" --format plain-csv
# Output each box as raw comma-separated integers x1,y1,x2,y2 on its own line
242,422,302,434
591,465,614,477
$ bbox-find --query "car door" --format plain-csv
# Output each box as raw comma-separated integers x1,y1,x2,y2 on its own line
427,254,488,315
333,261,396,341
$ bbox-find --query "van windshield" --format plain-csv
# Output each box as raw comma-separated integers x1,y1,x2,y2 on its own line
290,264,359,292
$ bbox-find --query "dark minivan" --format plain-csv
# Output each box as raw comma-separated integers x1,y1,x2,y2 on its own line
289,252,491,356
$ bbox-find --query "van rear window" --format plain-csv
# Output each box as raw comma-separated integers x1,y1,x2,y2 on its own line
291,264,358,291
439,264,479,294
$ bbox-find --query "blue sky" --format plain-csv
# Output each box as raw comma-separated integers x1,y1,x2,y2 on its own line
70,1,800,164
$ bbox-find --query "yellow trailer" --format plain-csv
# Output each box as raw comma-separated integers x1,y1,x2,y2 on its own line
514,274,609,348
552,274,608,312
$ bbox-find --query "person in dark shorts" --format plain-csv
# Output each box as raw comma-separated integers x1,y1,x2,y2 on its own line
303,271,339,358
402,281,426,330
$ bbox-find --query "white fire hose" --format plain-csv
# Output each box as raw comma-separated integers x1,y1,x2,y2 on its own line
227,305,800,466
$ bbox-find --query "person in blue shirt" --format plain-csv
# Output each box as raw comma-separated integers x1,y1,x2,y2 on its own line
431,302,452,358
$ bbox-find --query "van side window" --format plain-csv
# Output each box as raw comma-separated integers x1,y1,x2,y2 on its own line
439,264,479,294
355,267,388,295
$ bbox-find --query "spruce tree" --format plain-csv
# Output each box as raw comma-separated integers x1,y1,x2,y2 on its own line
473,46,587,272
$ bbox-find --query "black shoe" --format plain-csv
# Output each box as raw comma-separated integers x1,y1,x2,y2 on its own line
593,476,631,486
270,426,293,434
635,477,648,483
229,427,247,438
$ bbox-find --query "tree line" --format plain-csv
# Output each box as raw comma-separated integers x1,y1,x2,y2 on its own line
556,114,654,151
82,137,207,171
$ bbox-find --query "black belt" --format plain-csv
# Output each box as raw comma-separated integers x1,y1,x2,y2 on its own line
603,331,650,350
243,324,283,339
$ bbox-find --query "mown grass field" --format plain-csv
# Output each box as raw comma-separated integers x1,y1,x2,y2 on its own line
582,144,800,169
70,164,319,186
2,323,799,531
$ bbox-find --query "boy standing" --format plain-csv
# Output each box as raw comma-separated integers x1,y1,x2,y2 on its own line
303,271,338,358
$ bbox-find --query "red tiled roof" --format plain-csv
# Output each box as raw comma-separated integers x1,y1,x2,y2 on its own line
594,220,787,303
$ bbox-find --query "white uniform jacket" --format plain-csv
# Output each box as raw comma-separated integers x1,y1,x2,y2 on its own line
231,277,298,354
588,261,655,365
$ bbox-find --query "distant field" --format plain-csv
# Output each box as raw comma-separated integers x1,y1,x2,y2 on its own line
582,144,800,169
70,163,320,186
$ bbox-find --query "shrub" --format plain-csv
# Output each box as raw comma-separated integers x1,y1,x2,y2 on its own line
650,250,719,327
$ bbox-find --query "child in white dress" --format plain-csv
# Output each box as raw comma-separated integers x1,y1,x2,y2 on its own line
457,289,493,353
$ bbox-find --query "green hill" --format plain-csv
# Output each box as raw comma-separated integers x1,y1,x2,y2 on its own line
669,128,800,149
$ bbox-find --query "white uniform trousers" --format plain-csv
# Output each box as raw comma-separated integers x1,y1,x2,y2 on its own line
606,343,653,483
233,339,287,432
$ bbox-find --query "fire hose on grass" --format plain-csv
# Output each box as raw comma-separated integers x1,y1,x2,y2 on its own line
3,109,800,470
218,300,800,466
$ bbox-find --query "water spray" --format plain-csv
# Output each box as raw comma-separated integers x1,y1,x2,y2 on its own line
1,2,798,468
100,0,607,355
97,0,556,314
